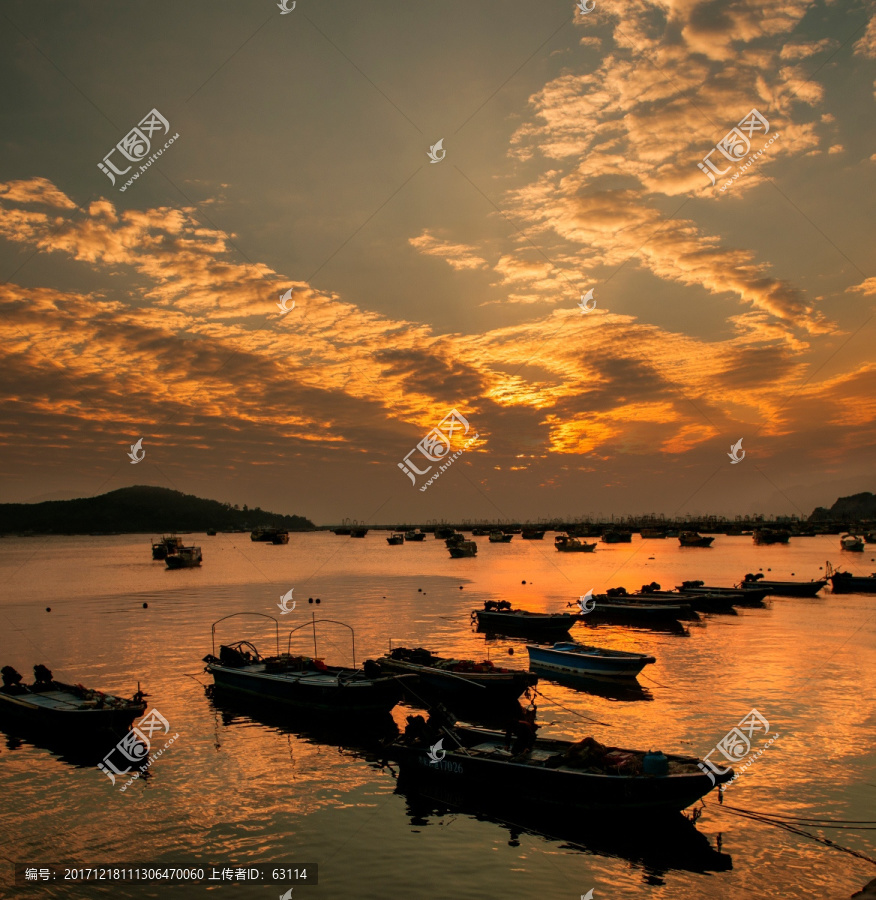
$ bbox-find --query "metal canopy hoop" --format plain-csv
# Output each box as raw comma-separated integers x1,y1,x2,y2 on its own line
211,612,280,657
285,614,357,669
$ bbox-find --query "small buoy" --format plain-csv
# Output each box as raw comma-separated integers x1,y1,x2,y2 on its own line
316,598,321,604
143,602,148,608
767,568,771,571
383,596,386,599
418,588,422,593
308,598,314,604
508,648,514,655
791,573,795,576
521,580,526,585
459,586,463,590
45,607,51,612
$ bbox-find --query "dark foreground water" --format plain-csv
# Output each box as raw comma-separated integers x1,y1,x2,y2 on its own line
1,532,874,899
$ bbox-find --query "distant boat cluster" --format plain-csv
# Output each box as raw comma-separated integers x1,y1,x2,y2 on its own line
325,524,875,558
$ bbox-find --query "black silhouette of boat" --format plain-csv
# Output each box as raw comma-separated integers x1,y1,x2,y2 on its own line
0,665,146,733
204,614,415,715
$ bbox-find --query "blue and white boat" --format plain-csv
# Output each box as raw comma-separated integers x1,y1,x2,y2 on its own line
526,642,655,679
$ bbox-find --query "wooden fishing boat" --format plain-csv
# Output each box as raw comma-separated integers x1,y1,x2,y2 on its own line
473,604,576,637
555,534,596,553
386,532,405,545
251,527,289,544
678,531,714,548
526,642,655,679
488,531,513,543
676,580,769,606
379,647,537,704
753,529,791,545
640,528,667,539
840,533,865,552
601,529,632,544
589,597,695,622
389,720,732,815
350,527,368,538
826,562,876,593
151,534,183,560
449,540,477,558
434,526,456,540
204,614,414,715
521,529,546,540
405,530,426,542
0,665,146,732
632,589,735,615
740,573,826,597
166,545,202,568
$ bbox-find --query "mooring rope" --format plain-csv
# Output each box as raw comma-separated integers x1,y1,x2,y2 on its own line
530,687,612,727
715,802,876,866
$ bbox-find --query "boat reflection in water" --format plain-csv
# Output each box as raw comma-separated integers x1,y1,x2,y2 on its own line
392,777,732,881
205,686,399,754
528,664,654,702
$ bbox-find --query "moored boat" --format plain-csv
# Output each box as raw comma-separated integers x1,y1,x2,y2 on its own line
740,573,826,597
521,529,546,540
165,545,202,568
676,580,769,606
379,647,537,705
555,534,596,553
474,602,576,637
488,531,513,543
526,642,655,679
678,531,714,548
587,595,694,623
350,527,368,538
204,615,414,716
434,526,456,540
840,533,865,552
405,530,426,542
0,665,146,732
449,540,477,558
601,529,632,544
251,527,289,544
387,532,405,545
389,717,732,815
827,562,876,593
640,528,666,539
753,528,791,545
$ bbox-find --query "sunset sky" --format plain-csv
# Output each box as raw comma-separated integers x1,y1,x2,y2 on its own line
1,0,874,524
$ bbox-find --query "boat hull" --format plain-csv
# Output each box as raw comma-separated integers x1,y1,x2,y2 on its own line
829,574,876,593
474,610,575,637
379,658,536,704
165,553,201,569
0,690,145,732
389,731,730,815
526,645,654,678
207,664,412,715
589,601,692,622
742,580,826,597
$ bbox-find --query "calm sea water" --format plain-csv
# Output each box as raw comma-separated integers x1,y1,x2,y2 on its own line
1,532,874,899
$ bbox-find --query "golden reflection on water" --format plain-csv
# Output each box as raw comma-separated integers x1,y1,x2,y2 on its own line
1,532,874,898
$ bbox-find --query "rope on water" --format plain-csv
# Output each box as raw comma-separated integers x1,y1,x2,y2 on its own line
720,804,876,826
639,672,671,689
715,802,876,866
530,687,612,728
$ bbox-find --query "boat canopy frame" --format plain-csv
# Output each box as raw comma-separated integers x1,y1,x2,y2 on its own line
211,612,280,658
285,616,357,670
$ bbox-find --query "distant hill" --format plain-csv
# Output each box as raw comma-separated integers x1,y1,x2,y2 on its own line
810,492,876,522
0,486,315,535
